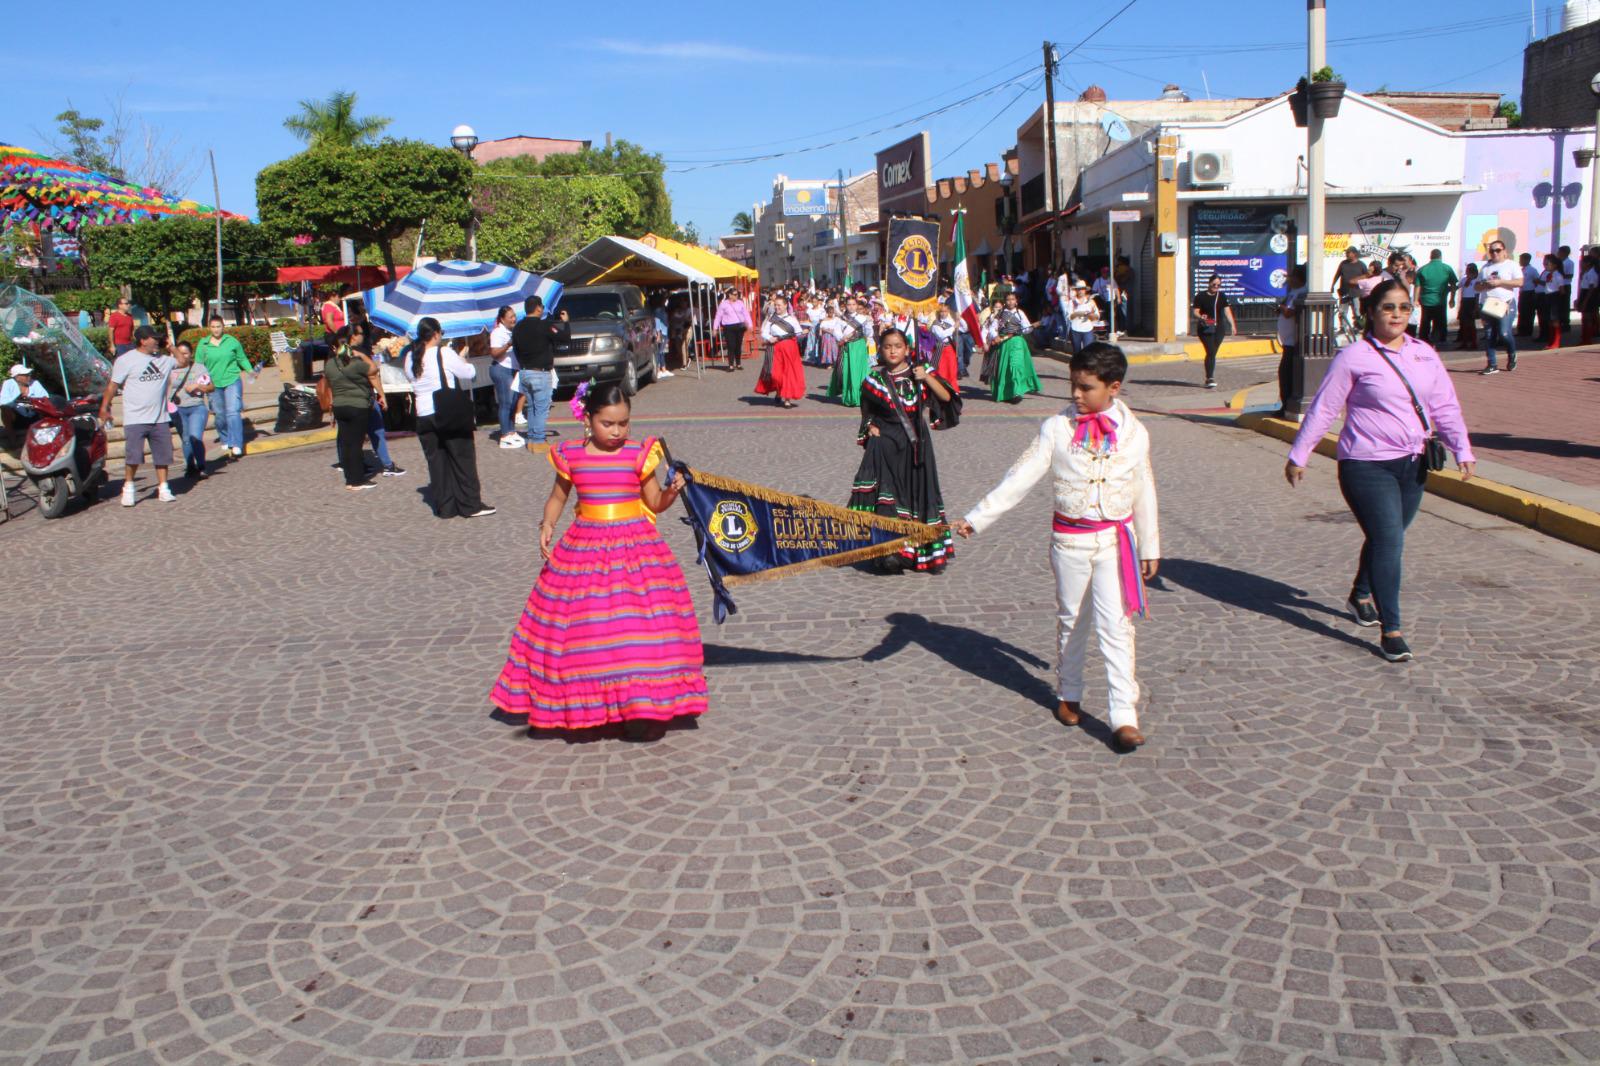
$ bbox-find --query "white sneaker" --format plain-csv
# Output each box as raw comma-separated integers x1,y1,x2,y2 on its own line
658,369,675,378
499,434,524,449
121,484,137,507
514,413,528,427
157,484,176,503
230,446,244,457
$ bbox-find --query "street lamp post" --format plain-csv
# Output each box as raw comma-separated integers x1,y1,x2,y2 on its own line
1589,74,1600,253
1288,0,1337,421
450,124,479,261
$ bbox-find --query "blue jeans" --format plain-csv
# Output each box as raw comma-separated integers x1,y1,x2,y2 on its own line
519,368,554,444
1337,456,1425,633
210,378,244,451
956,331,975,376
1069,328,1093,354
1482,305,1517,368
366,399,392,468
173,404,209,471
489,362,518,436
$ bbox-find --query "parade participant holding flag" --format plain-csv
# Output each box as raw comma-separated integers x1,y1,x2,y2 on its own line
490,382,708,739
849,328,956,574
756,294,807,409
951,213,986,371
826,295,873,407
955,342,1160,752
929,304,960,384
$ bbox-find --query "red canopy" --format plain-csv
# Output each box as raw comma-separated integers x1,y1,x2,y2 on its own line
276,264,410,286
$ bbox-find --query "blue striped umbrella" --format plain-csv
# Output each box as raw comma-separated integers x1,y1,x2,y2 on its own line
360,259,563,339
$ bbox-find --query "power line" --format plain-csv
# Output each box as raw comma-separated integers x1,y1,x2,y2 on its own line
932,77,1043,172
1058,0,1141,63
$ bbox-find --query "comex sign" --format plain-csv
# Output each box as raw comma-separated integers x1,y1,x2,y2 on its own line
881,153,916,189
875,132,930,209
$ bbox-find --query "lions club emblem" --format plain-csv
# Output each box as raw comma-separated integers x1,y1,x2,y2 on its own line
710,500,758,553
892,234,935,291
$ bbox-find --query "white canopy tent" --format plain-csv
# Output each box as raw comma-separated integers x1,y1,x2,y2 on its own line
549,236,718,378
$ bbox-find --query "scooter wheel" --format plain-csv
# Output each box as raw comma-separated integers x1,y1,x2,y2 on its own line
37,475,70,519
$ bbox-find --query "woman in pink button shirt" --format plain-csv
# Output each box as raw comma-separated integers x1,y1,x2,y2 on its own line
1285,278,1475,663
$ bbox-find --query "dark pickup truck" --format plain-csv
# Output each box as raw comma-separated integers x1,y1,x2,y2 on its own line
552,284,659,395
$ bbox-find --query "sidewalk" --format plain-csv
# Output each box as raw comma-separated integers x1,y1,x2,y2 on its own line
1232,342,1600,551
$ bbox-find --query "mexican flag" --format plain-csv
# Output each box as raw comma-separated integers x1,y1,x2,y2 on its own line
951,214,984,348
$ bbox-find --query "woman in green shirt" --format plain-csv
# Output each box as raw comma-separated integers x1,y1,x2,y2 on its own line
323,327,384,491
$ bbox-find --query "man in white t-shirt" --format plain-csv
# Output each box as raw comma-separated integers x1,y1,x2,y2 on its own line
1476,239,1520,374
487,306,523,448
99,326,177,505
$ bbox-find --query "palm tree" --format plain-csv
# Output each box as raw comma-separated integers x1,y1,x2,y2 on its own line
283,91,391,148
729,210,753,234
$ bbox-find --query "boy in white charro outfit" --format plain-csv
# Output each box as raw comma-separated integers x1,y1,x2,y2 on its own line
954,342,1160,751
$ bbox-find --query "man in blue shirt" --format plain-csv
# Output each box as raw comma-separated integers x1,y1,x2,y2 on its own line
1,365,48,435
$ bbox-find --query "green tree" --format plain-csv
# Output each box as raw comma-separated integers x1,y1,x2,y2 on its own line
428,156,641,270
256,141,472,272
531,139,673,236
729,211,753,234
53,107,120,176
282,91,392,148
1496,98,1522,128
81,217,285,318
674,221,702,247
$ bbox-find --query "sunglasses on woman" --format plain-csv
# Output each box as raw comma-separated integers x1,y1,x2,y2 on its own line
1377,301,1414,314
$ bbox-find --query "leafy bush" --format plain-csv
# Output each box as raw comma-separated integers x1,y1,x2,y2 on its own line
177,323,325,364
1311,66,1340,83
81,327,111,358
0,333,16,378
50,287,121,315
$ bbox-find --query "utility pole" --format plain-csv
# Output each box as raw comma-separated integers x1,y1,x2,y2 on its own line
1042,40,1061,272
1306,4,1326,295
209,149,223,317
837,168,848,286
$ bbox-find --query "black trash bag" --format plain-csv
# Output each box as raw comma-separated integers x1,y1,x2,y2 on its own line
275,384,323,432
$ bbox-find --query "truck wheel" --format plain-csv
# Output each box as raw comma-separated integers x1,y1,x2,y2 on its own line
621,352,640,396
37,475,70,519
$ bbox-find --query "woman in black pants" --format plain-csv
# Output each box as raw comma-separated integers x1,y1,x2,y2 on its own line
322,326,383,492
405,317,494,519
1191,275,1236,389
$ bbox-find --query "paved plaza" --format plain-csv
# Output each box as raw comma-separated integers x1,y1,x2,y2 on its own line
2,356,1598,1065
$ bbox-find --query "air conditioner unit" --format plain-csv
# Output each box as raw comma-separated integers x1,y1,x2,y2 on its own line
1189,150,1234,186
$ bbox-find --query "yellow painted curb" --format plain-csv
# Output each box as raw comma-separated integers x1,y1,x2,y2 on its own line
1235,413,1600,554
241,428,337,456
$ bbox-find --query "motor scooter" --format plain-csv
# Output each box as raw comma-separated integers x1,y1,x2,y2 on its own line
19,395,108,519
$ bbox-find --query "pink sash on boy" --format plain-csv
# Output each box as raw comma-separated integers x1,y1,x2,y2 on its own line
1051,514,1147,617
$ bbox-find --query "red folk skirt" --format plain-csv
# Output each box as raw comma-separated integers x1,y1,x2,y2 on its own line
756,337,806,401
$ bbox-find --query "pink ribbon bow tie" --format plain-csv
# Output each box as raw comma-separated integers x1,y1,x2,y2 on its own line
1072,411,1117,452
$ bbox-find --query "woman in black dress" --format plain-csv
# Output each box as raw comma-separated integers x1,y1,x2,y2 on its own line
848,327,956,573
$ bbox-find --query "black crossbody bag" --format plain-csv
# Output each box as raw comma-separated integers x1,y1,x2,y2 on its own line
1366,338,1448,477
432,347,476,435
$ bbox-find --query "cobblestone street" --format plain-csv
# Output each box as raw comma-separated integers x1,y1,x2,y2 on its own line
2,356,1597,1065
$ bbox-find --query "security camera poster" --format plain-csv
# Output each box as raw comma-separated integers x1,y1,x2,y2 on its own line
1190,205,1293,306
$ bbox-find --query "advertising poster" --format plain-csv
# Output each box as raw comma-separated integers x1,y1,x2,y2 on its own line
1190,205,1292,306
782,184,829,217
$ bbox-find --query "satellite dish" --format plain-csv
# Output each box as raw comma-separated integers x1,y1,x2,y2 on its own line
1100,113,1132,142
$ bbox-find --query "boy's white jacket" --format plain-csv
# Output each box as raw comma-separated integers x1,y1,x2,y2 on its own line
963,399,1160,558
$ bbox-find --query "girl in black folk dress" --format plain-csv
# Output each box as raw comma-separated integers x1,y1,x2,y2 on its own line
847,327,956,574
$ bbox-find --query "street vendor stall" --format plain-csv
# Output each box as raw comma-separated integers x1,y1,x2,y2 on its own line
547,236,717,376
637,234,760,366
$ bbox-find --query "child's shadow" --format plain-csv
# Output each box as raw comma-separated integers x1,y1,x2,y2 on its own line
860,611,1125,752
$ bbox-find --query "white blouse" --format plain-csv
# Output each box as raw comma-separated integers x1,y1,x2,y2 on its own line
404,344,478,418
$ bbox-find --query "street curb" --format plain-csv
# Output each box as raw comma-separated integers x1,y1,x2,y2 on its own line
1235,412,1600,554
244,427,337,456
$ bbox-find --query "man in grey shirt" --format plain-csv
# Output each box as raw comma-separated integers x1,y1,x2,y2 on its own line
100,326,177,506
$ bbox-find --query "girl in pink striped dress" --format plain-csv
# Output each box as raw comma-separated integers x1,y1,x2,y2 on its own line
490,383,708,735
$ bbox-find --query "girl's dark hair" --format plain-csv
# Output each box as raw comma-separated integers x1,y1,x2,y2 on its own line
410,317,442,377
582,381,631,417
175,339,193,353
1362,278,1408,318
877,326,910,351
497,305,515,323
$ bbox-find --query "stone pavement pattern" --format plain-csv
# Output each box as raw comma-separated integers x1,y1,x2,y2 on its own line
2,356,1598,1065
1439,347,1600,489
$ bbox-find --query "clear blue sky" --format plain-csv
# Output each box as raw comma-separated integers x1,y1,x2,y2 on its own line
11,0,1535,248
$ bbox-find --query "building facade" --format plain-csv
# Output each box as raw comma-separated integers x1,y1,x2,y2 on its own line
752,174,879,287
1523,15,1600,129
471,136,591,165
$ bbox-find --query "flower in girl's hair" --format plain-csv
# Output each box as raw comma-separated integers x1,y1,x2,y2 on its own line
569,379,594,421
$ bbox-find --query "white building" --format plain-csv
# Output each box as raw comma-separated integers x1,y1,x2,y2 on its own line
751,174,879,287
1070,91,1491,337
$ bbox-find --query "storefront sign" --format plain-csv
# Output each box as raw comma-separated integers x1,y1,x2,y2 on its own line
782,184,829,217
876,132,931,213
1190,204,1293,305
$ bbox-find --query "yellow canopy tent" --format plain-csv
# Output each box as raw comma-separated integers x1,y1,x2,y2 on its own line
639,233,758,283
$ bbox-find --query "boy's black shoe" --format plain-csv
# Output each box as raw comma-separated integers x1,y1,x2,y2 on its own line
1380,634,1414,662
1347,596,1380,627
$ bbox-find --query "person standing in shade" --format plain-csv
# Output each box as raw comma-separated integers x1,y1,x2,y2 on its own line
1191,275,1235,390
512,295,570,454
406,319,493,519
1285,278,1475,663
1413,249,1457,349
1065,280,1102,356
1559,244,1576,337
319,291,346,333
194,315,254,458
1476,239,1520,374
1456,263,1480,348
712,288,752,371
1332,247,1366,337
107,297,136,355
100,327,176,506
323,327,385,492
1516,252,1539,337
1539,254,1566,349
1275,265,1307,416
167,341,213,480
488,306,523,449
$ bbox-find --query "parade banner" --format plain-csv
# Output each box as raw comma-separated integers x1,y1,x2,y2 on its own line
674,463,947,623
883,216,941,316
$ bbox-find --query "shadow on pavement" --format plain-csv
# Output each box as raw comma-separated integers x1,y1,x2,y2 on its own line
703,644,857,667
1155,558,1379,656
1469,431,1600,461
862,611,1056,709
